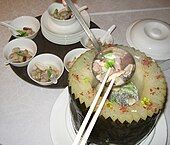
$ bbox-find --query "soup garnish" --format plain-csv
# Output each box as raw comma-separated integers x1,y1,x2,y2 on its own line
9,47,32,63
31,63,60,82
16,27,34,37
51,8,72,20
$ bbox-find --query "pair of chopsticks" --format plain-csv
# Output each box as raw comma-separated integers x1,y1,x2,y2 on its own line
72,68,123,145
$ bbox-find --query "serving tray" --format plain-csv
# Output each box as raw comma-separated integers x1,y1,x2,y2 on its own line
9,16,99,88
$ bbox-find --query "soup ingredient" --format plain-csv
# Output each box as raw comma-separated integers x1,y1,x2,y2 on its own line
9,47,32,63
92,48,135,85
22,27,34,35
109,82,139,106
51,8,72,20
31,63,60,82
16,27,35,37
16,30,28,37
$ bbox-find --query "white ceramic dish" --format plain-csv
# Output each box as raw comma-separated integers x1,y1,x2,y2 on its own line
80,28,113,49
3,38,37,67
64,48,89,72
9,16,40,39
41,16,85,38
50,87,167,145
41,21,85,45
47,3,76,26
41,17,85,38
27,53,64,86
41,10,90,35
126,19,170,60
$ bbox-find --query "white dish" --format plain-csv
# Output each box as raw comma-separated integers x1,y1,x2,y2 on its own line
64,48,89,72
3,38,37,67
50,87,167,145
27,53,64,86
126,19,170,60
41,18,85,38
80,28,113,49
41,10,90,35
47,3,76,26
10,16,40,39
41,22,85,45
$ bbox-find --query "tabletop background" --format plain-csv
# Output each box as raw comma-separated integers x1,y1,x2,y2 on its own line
0,0,170,145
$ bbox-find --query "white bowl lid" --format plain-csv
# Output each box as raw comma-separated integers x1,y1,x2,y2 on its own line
126,19,170,60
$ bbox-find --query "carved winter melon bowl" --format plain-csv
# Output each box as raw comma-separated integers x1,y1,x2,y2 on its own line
68,44,167,145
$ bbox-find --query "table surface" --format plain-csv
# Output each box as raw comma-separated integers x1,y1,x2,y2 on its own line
0,0,170,145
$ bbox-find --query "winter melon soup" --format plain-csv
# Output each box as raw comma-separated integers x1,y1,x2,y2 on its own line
68,45,167,145
92,47,135,85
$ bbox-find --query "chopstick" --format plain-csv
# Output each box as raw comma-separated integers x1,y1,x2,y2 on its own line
79,74,117,145
72,68,111,145
73,69,124,145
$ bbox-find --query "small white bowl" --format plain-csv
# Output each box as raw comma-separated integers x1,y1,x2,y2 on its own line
3,38,37,67
27,53,64,86
80,28,114,49
10,16,40,39
47,3,76,26
64,48,89,72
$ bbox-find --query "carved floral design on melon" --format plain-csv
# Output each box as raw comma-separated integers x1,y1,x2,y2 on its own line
119,106,129,113
69,46,167,124
106,102,113,109
141,97,152,108
141,57,153,67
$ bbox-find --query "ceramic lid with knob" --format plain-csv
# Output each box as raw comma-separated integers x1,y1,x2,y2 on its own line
126,19,170,60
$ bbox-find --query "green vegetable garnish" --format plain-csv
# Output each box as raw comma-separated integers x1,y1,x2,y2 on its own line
16,51,24,56
16,30,28,37
104,59,115,69
47,67,52,79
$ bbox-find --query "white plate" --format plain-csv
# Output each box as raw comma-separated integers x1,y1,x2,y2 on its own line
41,10,90,35
50,87,167,145
41,22,85,45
